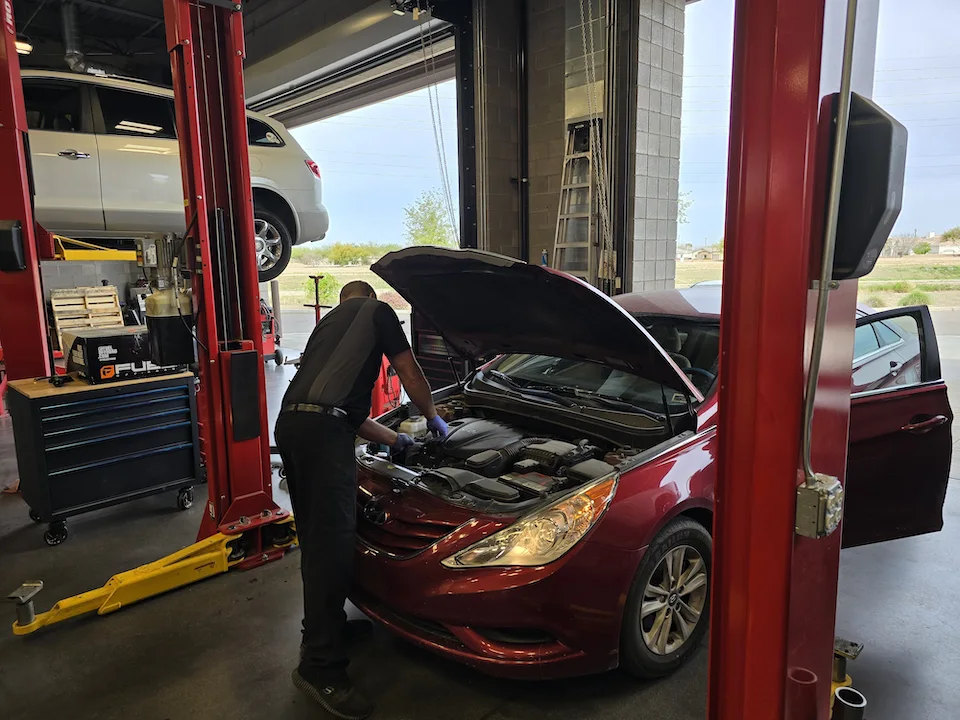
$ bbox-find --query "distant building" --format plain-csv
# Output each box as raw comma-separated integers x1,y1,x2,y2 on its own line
694,249,723,261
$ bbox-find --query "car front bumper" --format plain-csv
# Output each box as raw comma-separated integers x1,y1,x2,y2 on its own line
351,538,644,679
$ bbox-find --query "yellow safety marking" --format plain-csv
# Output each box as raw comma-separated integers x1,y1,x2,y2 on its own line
53,235,138,262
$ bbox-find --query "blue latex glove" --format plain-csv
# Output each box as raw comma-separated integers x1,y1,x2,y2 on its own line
392,433,415,452
427,414,449,438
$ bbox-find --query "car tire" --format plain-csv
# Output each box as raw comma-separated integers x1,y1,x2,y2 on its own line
620,516,712,679
254,207,292,283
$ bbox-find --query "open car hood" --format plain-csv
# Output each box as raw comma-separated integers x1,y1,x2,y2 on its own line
371,247,701,398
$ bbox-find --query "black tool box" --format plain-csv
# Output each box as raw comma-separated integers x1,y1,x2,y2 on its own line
7,372,201,546
62,325,186,384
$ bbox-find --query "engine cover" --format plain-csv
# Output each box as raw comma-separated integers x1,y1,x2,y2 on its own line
439,418,524,460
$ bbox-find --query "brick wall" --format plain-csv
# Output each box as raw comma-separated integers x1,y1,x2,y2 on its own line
40,261,141,305
526,0,566,265
632,0,684,291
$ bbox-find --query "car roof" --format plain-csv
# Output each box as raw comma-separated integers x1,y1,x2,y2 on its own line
614,284,876,320
20,69,274,122
614,286,722,319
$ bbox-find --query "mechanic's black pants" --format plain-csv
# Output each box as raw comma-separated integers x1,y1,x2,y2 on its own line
275,411,357,677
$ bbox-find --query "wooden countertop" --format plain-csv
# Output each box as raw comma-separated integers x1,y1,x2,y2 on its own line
8,372,194,400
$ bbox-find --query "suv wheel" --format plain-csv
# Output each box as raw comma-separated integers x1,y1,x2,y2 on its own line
620,516,711,678
254,207,292,282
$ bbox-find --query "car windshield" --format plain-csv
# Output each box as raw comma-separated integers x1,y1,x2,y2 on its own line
473,317,720,415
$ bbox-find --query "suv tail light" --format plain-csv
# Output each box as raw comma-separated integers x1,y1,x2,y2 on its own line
305,160,321,180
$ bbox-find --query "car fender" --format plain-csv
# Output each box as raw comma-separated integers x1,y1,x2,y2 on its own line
250,179,301,240
588,428,717,552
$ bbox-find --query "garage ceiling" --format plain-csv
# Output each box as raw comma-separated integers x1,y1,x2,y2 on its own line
13,0,456,123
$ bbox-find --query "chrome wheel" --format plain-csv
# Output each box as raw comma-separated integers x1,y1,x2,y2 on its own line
254,218,283,273
640,544,708,656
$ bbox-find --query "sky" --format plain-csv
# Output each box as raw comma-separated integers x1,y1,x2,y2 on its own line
290,82,460,248
291,0,960,250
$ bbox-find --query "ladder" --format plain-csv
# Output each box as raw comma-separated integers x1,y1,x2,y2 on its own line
550,120,616,289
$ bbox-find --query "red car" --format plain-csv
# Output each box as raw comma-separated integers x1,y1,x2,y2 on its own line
351,247,953,680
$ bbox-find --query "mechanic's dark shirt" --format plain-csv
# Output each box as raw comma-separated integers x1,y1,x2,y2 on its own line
282,297,410,427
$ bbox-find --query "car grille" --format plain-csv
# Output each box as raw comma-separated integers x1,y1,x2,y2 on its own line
356,507,459,557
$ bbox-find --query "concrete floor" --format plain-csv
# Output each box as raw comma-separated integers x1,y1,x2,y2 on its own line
1,308,958,719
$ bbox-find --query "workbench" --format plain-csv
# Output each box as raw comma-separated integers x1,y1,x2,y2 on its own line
7,372,201,545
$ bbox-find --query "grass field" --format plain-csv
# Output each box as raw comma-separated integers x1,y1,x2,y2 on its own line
675,256,960,308
271,255,960,311
269,264,392,308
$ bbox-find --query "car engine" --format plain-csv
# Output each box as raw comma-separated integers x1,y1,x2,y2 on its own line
382,415,618,506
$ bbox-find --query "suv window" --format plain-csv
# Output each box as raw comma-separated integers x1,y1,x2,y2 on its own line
97,88,176,139
248,117,284,146
22,81,84,133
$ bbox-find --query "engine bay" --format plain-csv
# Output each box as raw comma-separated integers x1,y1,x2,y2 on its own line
359,398,641,511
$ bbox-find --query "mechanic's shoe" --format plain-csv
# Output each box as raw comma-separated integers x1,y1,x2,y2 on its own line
292,666,373,720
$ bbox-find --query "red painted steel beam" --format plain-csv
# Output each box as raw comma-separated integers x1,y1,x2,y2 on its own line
709,0,840,717
164,0,282,543
0,2,51,380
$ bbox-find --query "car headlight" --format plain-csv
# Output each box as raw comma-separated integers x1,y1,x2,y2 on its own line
441,474,618,568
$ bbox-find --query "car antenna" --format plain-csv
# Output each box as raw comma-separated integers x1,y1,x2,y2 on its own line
660,384,675,435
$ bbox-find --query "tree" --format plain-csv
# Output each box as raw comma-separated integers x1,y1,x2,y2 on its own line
914,241,932,255
942,226,960,243
403,189,457,247
884,235,917,258
678,191,692,225
302,275,340,305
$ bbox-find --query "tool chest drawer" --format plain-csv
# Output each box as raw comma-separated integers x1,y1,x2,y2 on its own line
8,373,200,534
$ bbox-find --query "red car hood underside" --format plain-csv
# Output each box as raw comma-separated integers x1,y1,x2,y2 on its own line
371,246,699,397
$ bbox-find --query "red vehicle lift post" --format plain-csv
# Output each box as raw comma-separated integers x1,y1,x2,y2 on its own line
8,0,297,635
0,3,51,381
163,0,289,547
710,0,877,717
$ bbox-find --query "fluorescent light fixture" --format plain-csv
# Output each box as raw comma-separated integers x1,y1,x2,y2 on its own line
15,39,33,55
115,120,162,135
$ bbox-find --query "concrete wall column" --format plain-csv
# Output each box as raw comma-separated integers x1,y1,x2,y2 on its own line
526,0,567,264
472,0,523,257
632,0,684,291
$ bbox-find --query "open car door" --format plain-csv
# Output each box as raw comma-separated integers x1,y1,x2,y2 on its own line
843,305,953,547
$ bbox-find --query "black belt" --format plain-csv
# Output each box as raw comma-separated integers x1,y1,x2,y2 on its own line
282,403,349,421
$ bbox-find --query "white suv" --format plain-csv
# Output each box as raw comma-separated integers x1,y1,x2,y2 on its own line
22,69,328,281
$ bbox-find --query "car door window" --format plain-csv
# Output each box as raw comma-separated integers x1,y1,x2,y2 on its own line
247,117,284,146
852,313,923,394
22,81,85,132
874,319,903,347
97,88,176,139
852,324,880,359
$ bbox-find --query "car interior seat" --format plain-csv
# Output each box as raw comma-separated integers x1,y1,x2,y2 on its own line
650,325,692,369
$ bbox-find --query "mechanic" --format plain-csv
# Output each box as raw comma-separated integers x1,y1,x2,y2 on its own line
276,280,448,719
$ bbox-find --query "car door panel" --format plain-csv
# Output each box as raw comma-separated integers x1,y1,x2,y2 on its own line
93,87,184,233
24,80,105,232
843,306,952,548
